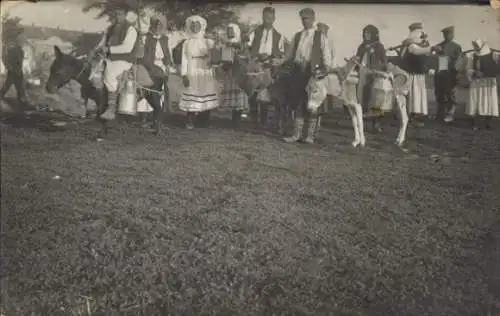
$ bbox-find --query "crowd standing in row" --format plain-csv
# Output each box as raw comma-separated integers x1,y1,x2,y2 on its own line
2,6,498,142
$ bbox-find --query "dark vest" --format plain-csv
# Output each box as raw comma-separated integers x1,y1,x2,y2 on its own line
402,53,427,74
435,40,462,72
250,25,282,57
105,22,140,63
291,30,324,71
142,34,171,68
473,52,498,78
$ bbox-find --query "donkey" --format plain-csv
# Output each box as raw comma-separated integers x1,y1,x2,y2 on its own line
229,54,297,134
45,45,165,139
307,57,410,147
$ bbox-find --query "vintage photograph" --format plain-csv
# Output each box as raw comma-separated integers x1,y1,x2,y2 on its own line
1,0,499,315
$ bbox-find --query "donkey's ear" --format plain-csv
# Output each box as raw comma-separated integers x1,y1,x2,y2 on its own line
54,46,63,59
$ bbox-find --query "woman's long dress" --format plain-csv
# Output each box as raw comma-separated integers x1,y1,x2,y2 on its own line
466,52,499,117
219,46,249,112
178,38,220,113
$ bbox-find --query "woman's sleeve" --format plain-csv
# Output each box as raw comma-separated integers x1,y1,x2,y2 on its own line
180,40,188,76
408,43,431,55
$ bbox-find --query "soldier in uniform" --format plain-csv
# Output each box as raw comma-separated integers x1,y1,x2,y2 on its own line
246,6,286,127
283,8,334,144
0,20,29,108
431,26,462,122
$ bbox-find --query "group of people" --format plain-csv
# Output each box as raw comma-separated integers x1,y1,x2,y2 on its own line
2,5,498,142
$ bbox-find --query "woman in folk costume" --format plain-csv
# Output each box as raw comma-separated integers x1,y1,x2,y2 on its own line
136,14,172,127
179,15,220,130
219,23,250,123
465,39,499,129
355,24,388,132
399,23,432,125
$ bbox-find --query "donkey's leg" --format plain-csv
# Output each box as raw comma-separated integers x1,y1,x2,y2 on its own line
352,103,365,147
346,104,360,147
95,88,109,139
395,95,409,146
145,88,163,135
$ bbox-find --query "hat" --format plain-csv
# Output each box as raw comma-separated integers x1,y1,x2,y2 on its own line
299,8,315,18
408,22,423,31
263,6,275,14
317,22,329,30
441,26,454,33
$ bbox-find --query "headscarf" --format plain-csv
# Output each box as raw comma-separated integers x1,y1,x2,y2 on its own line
150,14,167,36
125,10,138,24
472,38,491,56
226,23,241,44
405,29,424,45
185,15,207,39
362,24,379,43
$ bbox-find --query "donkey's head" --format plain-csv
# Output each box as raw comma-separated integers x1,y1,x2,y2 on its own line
46,46,84,93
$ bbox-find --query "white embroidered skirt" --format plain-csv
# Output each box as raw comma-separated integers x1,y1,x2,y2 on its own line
466,77,499,117
179,69,220,113
407,74,428,115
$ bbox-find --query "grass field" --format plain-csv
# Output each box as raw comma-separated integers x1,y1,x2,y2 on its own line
1,98,500,315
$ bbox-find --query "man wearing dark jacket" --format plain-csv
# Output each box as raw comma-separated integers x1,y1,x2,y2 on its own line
137,15,172,126
0,22,29,107
431,26,462,122
246,6,285,127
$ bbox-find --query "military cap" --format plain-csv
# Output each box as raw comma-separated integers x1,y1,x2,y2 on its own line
441,26,454,33
263,6,275,14
408,22,423,31
299,8,315,18
316,22,329,30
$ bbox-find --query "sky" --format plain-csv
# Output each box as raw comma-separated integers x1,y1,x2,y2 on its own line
239,3,499,60
2,1,499,61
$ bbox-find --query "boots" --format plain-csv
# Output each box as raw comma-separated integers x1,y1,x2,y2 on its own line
186,112,195,130
140,113,149,128
283,117,304,143
304,117,318,144
101,92,117,121
260,104,269,127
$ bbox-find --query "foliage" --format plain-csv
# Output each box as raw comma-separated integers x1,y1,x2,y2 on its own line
83,0,245,31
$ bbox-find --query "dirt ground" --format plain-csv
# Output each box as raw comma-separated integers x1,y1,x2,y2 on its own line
1,95,500,315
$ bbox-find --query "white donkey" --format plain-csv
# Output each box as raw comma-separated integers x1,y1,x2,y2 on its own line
306,57,411,147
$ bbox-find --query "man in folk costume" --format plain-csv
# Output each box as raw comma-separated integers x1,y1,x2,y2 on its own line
316,22,340,134
178,15,220,130
96,7,141,121
465,39,499,130
431,26,462,123
283,8,334,144
136,14,172,127
0,19,29,107
246,6,286,127
400,22,432,125
355,24,388,132
219,23,250,124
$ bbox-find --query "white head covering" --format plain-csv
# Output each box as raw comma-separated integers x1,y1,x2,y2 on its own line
407,29,424,44
126,11,138,24
185,15,207,39
227,23,241,43
472,38,491,56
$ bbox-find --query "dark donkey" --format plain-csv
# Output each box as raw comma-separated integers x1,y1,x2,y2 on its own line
229,53,298,135
46,45,165,138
